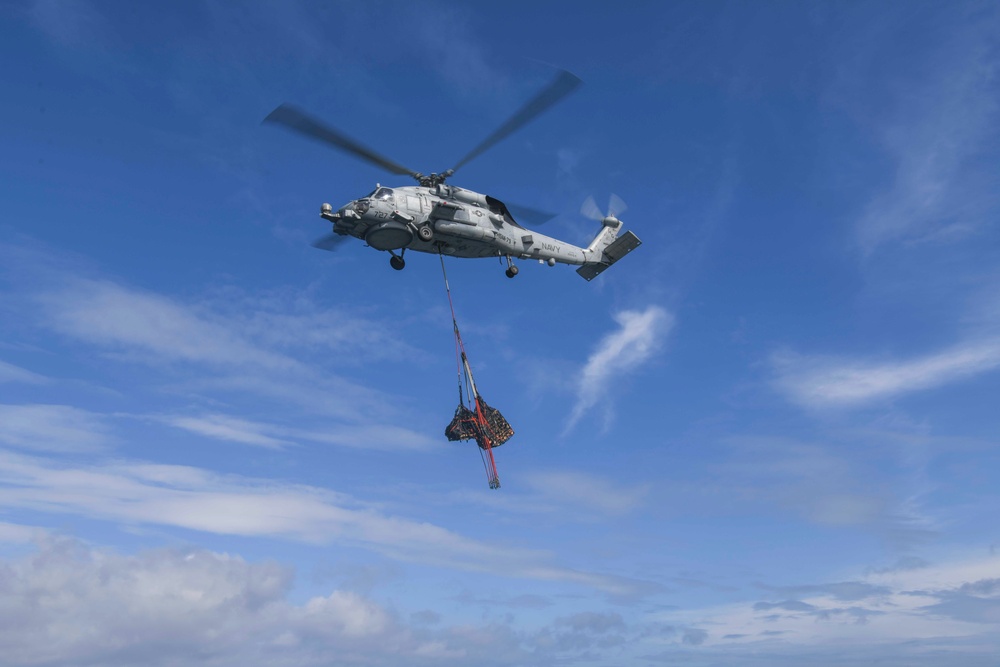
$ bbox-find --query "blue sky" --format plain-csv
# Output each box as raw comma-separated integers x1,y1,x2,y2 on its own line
2,1,1000,664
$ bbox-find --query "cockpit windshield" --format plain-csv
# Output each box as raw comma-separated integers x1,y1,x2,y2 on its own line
373,187,394,201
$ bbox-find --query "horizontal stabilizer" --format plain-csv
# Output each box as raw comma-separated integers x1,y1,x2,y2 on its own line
577,230,642,281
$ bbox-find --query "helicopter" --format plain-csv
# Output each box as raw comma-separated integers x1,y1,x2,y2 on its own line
263,70,641,280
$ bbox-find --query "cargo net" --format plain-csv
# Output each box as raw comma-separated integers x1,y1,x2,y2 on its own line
444,387,513,489
440,253,513,489
445,397,514,449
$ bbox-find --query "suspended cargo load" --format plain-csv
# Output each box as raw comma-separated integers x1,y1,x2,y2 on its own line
439,253,514,489
445,397,514,449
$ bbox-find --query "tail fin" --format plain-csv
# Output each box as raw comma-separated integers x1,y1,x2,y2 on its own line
576,217,642,281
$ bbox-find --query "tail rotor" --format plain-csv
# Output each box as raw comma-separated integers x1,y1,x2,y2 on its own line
581,194,627,226
607,193,628,219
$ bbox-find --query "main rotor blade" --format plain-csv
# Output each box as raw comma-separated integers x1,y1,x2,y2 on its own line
311,232,350,252
264,104,420,180
505,202,557,226
449,69,582,175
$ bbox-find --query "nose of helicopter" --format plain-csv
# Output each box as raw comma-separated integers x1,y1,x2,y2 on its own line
321,201,365,222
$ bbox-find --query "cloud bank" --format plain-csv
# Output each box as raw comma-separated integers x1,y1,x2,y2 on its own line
0,538,434,667
655,553,1000,663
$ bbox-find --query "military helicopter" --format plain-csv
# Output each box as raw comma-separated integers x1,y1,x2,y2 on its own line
264,70,641,280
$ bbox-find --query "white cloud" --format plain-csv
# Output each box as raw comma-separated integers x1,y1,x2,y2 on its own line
0,538,628,667
0,538,416,667
0,404,111,452
0,450,644,596
771,338,1000,409
4,539,994,667
565,306,673,432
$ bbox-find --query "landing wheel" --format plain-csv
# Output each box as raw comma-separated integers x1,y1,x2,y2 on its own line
505,265,519,279
390,255,405,271
417,225,434,242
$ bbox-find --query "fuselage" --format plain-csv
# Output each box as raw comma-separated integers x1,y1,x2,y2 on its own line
321,183,591,266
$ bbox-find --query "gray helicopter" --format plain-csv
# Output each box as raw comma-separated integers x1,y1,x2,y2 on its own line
264,70,640,280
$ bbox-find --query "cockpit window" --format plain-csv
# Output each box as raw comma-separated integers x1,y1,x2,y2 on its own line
373,187,394,201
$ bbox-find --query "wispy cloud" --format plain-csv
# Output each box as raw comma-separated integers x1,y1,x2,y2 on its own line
159,414,295,450
565,306,673,432
200,284,419,365
850,13,1000,253
1,241,425,429
29,276,394,422
158,413,437,452
771,338,1000,409
0,361,46,385
0,404,111,452
37,278,300,372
